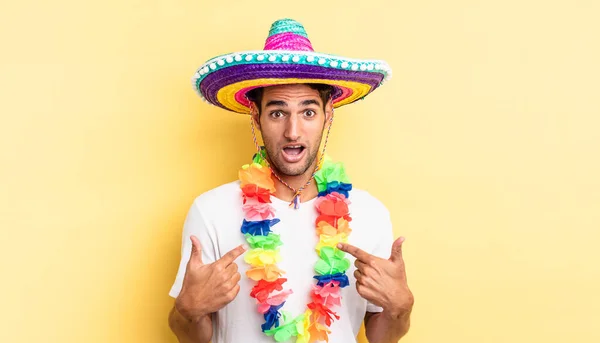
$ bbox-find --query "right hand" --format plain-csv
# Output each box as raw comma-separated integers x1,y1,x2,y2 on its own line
175,235,246,321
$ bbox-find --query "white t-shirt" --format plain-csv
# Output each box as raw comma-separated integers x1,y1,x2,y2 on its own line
169,181,394,343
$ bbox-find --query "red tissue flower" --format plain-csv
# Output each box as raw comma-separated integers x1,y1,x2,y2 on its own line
250,278,287,303
307,302,340,327
242,184,272,204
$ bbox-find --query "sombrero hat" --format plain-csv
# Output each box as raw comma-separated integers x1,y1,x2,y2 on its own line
192,18,392,114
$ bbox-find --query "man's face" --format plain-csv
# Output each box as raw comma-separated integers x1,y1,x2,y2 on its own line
252,84,332,177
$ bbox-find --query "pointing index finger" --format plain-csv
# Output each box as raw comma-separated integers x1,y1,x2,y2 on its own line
337,243,372,262
217,244,247,266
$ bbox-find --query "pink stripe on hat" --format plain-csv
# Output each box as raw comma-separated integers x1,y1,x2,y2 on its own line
264,32,314,51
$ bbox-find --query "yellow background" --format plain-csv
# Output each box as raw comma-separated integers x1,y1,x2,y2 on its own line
1,0,599,342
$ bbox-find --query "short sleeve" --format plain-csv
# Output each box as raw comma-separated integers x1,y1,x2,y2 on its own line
366,206,394,313
169,199,218,298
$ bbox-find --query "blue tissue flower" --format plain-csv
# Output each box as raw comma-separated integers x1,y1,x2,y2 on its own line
261,302,285,332
314,273,350,288
241,219,280,236
318,182,352,198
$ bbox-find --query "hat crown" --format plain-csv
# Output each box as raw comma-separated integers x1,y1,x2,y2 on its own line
263,19,314,52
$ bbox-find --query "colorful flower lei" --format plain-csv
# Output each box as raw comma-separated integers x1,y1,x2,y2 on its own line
239,151,353,342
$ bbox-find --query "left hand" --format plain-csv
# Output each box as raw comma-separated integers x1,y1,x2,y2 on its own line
337,237,414,317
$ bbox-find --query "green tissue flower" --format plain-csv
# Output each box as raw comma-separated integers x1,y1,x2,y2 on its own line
314,159,351,193
264,312,305,342
245,233,283,250
314,246,351,275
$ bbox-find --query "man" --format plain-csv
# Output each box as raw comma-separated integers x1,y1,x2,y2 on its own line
168,19,413,343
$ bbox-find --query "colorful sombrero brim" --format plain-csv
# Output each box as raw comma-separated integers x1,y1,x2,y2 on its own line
192,50,392,114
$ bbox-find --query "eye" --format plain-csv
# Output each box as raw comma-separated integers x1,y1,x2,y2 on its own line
304,109,316,117
269,111,284,119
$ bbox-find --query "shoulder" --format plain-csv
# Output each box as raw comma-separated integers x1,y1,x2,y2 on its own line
191,180,242,213
349,187,391,218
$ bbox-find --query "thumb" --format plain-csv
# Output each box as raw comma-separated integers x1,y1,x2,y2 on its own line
389,236,405,264
189,235,204,265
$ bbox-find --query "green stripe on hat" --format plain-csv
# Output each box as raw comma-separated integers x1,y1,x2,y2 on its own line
268,18,308,38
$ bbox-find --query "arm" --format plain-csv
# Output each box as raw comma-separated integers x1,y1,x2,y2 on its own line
168,305,212,343
364,306,412,343
167,235,245,343
338,238,414,343
168,201,244,342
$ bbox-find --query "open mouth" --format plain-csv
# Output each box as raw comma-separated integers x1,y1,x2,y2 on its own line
282,145,306,163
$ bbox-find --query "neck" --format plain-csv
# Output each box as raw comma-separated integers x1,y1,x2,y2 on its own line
271,169,319,203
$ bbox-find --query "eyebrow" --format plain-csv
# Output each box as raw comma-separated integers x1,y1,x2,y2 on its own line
300,99,320,107
265,100,288,108
264,99,321,108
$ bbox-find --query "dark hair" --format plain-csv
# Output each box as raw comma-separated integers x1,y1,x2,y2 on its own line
246,84,334,114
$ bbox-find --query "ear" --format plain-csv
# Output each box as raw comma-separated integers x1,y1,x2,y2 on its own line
250,102,261,130
324,98,334,122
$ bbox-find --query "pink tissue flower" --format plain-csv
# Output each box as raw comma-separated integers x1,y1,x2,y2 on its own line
257,289,293,314
311,281,341,308
243,202,275,221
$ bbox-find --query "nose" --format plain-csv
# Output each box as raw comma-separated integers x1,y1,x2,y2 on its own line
284,114,300,141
